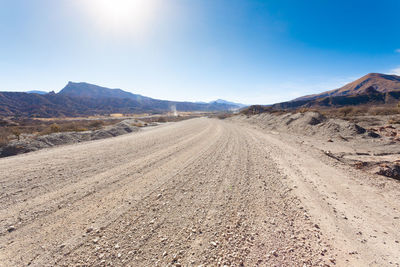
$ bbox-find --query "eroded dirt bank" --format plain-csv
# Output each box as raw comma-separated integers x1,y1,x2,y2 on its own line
1,118,399,266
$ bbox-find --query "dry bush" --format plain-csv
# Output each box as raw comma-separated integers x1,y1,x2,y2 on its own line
368,106,400,116
89,120,104,128
38,119,118,135
296,108,311,113
0,135,8,147
50,123,61,133
388,117,400,124
0,125,14,147
157,117,167,123
0,117,124,147
320,106,372,118
11,127,22,140
336,106,355,117
137,114,199,124
240,105,273,115
59,122,88,132
216,113,234,120
295,107,319,113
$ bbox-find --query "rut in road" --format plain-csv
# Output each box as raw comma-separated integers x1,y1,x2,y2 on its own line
2,118,333,266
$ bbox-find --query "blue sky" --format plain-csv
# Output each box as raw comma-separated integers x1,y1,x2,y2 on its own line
0,0,399,104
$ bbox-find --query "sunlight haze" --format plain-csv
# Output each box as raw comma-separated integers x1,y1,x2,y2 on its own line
0,0,399,104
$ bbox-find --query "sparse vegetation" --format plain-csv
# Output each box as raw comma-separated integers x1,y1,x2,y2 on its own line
11,127,21,141
216,113,234,120
241,104,400,120
0,118,122,148
388,117,400,125
0,114,203,149
338,106,354,117
89,120,104,128
0,135,8,147
49,123,61,133
367,106,400,116
156,117,167,123
240,105,275,115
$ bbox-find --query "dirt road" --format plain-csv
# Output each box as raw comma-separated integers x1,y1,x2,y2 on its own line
1,118,399,266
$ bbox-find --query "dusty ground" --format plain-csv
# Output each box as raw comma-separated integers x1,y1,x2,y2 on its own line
1,118,399,266
232,112,400,180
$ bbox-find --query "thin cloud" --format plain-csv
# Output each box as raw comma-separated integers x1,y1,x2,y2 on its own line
396,49,400,53
391,67,400,75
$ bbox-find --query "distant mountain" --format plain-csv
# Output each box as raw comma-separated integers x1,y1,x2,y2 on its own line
272,88,400,110
59,82,151,102
295,73,400,101
26,90,48,95
270,73,400,110
209,99,246,108
61,82,245,109
0,82,243,117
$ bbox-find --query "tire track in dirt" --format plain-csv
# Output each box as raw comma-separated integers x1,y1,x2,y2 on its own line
242,122,400,266
0,119,224,265
0,120,210,206
2,118,396,266
56,120,237,266
0,119,217,233
55,121,334,266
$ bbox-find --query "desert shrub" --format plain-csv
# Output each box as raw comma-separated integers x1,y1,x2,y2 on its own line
11,127,21,140
240,105,272,115
388,117,400,124
59,122,88,132
320,106,370,118
296,108,310,113
337,106,354,117
0,135,8,147
49,123,61,133
353,106,369,115
217,113,234,120
89,120,104,128
74,127,88,132
157,117,167,123
57,122,75,132
368,106,400,115
40,120,107,134
295,107,318,113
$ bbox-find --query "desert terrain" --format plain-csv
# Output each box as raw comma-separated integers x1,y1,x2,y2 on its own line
1,117,399,266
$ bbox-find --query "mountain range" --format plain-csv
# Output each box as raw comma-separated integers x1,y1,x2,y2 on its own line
295,73,400,101
209,99,246,108
2,73,400,117
26,90,48,95
272,73,400,109
0,82,244,117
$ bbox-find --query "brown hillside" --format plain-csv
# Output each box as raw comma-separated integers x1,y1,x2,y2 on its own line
296,73,400,101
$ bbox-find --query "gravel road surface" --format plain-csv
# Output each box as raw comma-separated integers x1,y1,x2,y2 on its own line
1,118,399,266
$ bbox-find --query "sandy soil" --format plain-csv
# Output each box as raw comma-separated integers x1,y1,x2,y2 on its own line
0,118,399,266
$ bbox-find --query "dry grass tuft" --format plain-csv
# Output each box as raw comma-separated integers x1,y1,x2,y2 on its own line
0,118,121,148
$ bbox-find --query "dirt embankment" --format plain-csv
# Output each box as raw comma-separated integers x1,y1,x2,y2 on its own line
231,112,400,180
0,119,149,157
231,111,374,138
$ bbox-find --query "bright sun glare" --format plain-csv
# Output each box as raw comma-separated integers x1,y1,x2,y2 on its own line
80,0,159,36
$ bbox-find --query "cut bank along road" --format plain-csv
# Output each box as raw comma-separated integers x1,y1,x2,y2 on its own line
0,118,398,266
